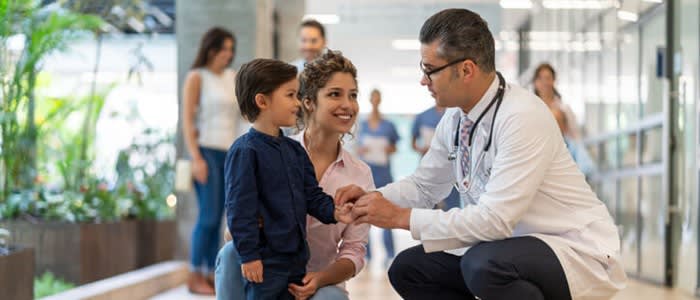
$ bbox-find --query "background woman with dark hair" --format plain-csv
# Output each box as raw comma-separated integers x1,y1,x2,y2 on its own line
182,26,239,295
533,63,581,140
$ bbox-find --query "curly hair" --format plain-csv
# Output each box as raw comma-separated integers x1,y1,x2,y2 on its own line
296,50,358,131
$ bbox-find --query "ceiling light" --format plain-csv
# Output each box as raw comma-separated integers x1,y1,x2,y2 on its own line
617,10,639,22
542,0,616,9
500,0,532,9
392,39,421,51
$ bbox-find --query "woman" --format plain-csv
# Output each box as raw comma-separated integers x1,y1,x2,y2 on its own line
357,89,398,266
215,50,373,300
182,27,239,295
533,63,581,140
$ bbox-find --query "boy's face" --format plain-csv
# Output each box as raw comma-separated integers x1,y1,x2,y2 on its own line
267,78,301,128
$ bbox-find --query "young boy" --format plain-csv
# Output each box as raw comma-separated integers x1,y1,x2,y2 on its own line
225,58,353,299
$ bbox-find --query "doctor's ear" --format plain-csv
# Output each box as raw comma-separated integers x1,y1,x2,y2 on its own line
461,60,478,82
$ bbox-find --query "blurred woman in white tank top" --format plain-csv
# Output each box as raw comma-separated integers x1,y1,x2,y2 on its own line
182,27,240,295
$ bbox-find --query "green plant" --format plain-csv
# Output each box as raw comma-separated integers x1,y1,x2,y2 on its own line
0,0,102,199
34,271,75,298
49,87,112,192
115,128,175,220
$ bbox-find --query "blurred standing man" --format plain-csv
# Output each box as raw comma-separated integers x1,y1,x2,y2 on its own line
291,19,327,72
411,105,461,211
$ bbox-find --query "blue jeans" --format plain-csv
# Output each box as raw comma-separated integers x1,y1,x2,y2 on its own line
191,147,227,274
215,242,349,300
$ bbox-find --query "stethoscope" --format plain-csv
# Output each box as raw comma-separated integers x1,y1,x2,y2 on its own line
448,72,506,162
447,72,506,197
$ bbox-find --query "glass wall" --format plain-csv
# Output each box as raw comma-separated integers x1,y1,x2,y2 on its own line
516,0,697,288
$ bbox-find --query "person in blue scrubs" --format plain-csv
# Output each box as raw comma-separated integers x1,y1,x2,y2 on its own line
550,107,596,177
358,89,398,266
411,105,461,210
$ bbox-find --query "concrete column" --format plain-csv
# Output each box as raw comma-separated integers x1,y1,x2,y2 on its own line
174,0,273,261
274,0,305,63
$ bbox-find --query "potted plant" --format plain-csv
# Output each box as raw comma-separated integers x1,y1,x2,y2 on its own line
0,227,34,300
0,0,175,285
115,128,176,268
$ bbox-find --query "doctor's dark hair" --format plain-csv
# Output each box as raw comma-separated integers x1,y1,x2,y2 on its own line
419,8,495,73
235,58,298,122
296,50,357,130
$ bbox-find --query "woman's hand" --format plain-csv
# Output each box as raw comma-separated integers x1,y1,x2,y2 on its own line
192,157,208,184
241,260,263,283
288,272,322,300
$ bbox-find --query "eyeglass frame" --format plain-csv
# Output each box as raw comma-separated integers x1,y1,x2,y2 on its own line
420,57,473,84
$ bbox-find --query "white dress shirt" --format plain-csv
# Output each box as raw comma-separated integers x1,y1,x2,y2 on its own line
378,77,627,300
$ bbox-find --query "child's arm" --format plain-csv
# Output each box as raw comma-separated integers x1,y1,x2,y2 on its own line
225,146,262,264
300,152,338,224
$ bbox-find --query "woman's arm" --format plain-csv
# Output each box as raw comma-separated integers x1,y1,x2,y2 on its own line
182,71,208,183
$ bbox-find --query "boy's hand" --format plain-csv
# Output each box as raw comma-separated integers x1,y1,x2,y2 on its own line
334,202,355,224
241,260,263,283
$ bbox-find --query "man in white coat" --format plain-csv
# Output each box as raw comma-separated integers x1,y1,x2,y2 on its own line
336,8,626,300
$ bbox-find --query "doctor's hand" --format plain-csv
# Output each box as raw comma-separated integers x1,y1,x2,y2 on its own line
350,192,410,230
334,184,368,206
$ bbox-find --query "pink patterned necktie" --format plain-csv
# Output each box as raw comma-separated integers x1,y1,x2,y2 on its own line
459,114,474,178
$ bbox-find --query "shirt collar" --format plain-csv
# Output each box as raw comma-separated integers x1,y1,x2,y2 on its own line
291,130,346,167
248,127,285,144
464,75,500,122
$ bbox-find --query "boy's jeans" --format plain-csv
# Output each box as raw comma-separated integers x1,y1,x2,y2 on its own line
216,242,349,300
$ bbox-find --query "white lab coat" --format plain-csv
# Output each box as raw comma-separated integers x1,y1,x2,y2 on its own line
378,78,627,300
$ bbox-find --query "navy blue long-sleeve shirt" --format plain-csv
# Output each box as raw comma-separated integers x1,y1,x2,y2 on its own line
224,128,337,263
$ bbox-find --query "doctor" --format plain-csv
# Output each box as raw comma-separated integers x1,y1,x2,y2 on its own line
336,8,626,300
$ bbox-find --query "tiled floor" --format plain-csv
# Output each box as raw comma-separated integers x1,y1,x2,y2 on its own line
154,229,698,299
152,267,698,300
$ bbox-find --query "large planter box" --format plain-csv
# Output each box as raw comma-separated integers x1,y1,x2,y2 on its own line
0,220,138,285
136,219,176,268
0,246,34,300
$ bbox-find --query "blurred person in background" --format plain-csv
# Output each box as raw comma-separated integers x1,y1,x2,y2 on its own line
357,89,398,267
533,63,581,140
182,27,239,295
550,107,596,177
411,105,461,211
292,19,327,72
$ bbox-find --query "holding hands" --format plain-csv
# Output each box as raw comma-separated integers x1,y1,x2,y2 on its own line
334,185,411,230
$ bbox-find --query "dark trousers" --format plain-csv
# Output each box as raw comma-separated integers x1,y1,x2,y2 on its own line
388,236,571,300
244,254,306,300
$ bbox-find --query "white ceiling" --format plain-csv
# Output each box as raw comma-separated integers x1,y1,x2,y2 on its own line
304,0,529,114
